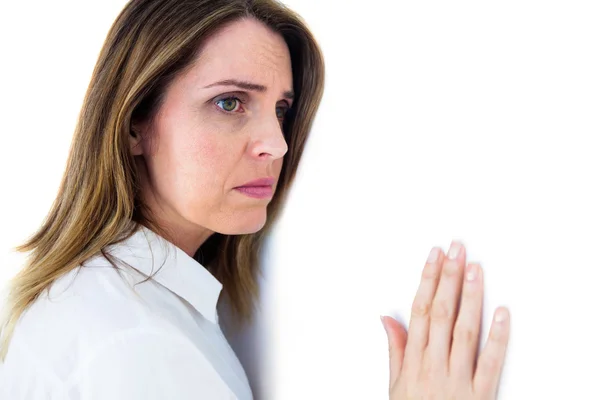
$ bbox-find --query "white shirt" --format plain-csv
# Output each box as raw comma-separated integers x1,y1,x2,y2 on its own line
0,225,253,399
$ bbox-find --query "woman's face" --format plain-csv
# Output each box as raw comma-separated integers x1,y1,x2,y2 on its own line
131,18,293,255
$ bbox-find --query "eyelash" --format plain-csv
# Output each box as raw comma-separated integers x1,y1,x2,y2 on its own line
214,96,290,121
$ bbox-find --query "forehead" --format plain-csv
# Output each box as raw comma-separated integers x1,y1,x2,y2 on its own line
189,18,293,89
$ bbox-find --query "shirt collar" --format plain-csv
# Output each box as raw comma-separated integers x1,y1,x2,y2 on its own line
113,224,223,324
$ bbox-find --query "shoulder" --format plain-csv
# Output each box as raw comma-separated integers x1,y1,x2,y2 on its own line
21,258,152,331
4,323,233,399
6,259,163,381
64,329,234,399
3,255,240,399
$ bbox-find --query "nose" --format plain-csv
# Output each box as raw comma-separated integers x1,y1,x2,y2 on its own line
248,115,289,160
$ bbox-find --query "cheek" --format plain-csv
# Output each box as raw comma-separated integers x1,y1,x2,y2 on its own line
177,133,239,195
274,157,284,177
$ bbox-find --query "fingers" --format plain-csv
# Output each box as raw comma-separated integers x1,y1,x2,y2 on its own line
404,247,443,369
473,307,511,395
381,315,408,389
388,241,509,399
449,262,484,380
427,241,466,368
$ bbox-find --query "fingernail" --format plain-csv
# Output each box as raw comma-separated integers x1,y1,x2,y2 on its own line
448,241,461,260
465,263,478,281
427,247,439,263
494,308,509,323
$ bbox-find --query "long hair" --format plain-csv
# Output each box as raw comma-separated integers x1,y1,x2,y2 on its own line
0,0,324,362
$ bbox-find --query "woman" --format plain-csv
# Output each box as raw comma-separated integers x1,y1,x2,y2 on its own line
0,0,510,399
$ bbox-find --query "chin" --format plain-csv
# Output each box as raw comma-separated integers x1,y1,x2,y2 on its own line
215,210,268,235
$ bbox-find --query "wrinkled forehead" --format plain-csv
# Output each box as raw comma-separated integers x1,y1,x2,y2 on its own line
189,19,293,91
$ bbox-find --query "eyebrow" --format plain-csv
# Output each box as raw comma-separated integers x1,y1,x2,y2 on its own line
203,79,295,101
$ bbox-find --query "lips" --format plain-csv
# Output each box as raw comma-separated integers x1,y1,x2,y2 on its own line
234,186,273,198
237,177,276,187
234,177,275,199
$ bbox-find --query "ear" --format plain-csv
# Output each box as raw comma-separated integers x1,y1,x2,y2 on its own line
129,123,144,156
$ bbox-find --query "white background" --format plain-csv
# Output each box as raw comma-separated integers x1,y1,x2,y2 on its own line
2,1,600,399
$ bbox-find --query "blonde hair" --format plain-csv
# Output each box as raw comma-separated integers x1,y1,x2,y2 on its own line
0,0,324,362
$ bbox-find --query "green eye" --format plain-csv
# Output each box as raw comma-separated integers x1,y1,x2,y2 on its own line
216,97,241,112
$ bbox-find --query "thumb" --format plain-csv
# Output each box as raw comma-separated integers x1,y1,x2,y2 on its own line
381,315,408,389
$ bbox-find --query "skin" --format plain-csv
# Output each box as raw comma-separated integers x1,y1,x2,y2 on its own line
382,241,511,399
130,17,293,257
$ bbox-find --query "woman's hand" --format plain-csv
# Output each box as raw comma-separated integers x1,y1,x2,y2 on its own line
381,241,510,399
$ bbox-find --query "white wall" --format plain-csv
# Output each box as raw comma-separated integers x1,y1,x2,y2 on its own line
229,1,600,399
2,1,599,399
